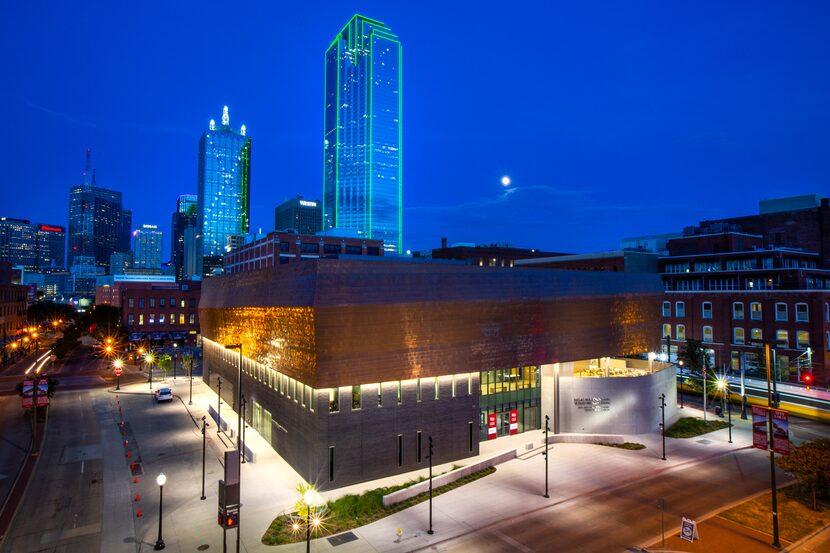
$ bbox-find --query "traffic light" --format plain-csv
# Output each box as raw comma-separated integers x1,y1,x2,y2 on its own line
803,372,813,390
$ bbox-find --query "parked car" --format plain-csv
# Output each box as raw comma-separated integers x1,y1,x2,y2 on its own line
155,387,173,402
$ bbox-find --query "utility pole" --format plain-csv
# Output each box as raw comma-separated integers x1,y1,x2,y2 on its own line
659,394,666,461
543,415,550,498
765,342,781,548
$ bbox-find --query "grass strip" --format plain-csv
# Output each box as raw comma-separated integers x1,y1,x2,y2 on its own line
595,442,646,450
720,483,830,544
666,417,729,438
262,466,496,545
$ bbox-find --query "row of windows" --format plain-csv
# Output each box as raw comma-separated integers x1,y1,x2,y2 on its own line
329,375,475,413
127,297,195,309
663,322,811,349
664,301,819,322
128,313,196,326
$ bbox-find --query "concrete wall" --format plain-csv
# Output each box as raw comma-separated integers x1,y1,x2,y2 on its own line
558,366,678,435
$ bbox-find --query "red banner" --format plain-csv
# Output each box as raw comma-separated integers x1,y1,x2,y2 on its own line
509,409,518,435
751,406,768,451
772,409,790,455
487,413,497,440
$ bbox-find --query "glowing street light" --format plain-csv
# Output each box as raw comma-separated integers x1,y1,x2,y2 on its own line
717,377,733,443
154,473,167,550
114,358,124,390
146,353,156,390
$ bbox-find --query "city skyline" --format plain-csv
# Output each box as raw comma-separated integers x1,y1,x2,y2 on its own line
2,2,829,260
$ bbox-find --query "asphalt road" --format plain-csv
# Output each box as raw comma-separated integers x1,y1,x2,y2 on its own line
0,390,104,553
0,396,30,515
421,448,789,553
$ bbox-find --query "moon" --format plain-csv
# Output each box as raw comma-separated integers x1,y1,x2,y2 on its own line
501,175,511,187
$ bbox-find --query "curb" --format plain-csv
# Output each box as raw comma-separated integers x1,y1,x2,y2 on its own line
781,518,830,552
0,403,51,548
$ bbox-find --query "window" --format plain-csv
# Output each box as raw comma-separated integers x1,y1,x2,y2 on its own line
434,377,439,400
733,327,745,345
170,297,175,306
416,431,422,463
750,302,762,320
675,302,685,318
160,298,166,307
159,314,165,325
139,298,145,309
149,298,155,308
416,378,421,402
352,385,361,409
796,303,809,322
662,324,671,339
345,245,362,255
797,331,810,349
775,303,788,321
702,302,712,319
310,388,315,411
397,381,402,404
128,298,135,308
703,326,713,343
169,312,175,325
128,314,134,326
826,303,829,322
662,302,671,317
148,314,155,325
329,389,339,413
397,435,403,467
280,241,290,252
468,373,473,396
751,328,763,341
377,383,383,407
676,324,686,340
452,376,457,398
468,422,474,452
179,314,185,325
329,446,335,482
189,314,195,325
139,314,144,325
732,302,744,320
323,243,340,254
776,330,789,348
180,299,185,308
300,242,319,253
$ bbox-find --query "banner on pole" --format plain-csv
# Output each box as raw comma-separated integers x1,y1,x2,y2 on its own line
487,413,497,440
752,406,768,451
771,409,790,455
509,409,518,435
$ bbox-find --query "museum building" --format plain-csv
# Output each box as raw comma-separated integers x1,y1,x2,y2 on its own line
199,258,669,489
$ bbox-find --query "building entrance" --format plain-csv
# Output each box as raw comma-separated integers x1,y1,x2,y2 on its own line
479,366,541,441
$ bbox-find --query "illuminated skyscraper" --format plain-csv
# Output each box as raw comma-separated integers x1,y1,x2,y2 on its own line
133,224,163,270
172,194,198,281
197,106,251,276
323,15,402,253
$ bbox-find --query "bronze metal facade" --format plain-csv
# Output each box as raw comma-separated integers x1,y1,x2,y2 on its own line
199,259,662,488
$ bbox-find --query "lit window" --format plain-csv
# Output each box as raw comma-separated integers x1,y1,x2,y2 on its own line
702,302,712,319
675,302,685,318
703,326,713,343
676,324,686,340
750,302,762,320
797,330,810,349
776,329,789,348
662,324,671,338
751,328,763,341
662,302,671,317
733,327,745,345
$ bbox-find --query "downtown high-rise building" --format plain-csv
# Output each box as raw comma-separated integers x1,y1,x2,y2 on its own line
67,149,126,271
274,196,322,235
0,217,37,270
197,106,251,276
172,194,198,281
34,224,66,269
323,15,402,253
133,224,163,270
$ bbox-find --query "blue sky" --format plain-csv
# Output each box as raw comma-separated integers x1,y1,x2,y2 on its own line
2,1,829,259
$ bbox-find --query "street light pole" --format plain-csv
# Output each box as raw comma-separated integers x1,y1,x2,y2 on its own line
224,343,243,553
543,414,550,498
200,416,207,500
189,354,193,405
726,382,732,444
173,343,178,380
765,342,781,548
428,435,434,535
659,394,666,461
154,473,166,550
217,377,222,434
241,395,247,464
678,361,684,409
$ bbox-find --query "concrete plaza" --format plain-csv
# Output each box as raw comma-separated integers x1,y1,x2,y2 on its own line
96,376,784,553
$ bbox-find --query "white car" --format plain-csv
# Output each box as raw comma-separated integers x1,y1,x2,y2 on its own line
155,388,174,402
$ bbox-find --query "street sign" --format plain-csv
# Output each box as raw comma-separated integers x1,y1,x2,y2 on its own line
487,413,497,440
509,409,518,435
680,517,699,542
771,409,790,455
751,406,768,451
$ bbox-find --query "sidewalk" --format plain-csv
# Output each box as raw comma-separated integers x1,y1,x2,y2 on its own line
101,380,769,553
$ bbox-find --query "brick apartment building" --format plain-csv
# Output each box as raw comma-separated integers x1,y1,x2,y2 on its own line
223,231,383,274
660,232,830,385
120,281,201,345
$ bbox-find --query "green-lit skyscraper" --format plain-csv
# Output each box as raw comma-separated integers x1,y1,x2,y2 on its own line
197,106,251,276
323,15,402,253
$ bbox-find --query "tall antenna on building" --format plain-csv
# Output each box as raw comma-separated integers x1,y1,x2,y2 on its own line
92,167,97,186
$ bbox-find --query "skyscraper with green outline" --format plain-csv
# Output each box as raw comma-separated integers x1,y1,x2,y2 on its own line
323,14,402,254
197,105,251,276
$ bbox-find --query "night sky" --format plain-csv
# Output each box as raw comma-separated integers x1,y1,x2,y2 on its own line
3,1,829,260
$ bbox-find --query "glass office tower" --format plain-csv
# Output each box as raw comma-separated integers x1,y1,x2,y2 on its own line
133,224,163,270
323,15,402,253
172,194,198,281
197,106,251,276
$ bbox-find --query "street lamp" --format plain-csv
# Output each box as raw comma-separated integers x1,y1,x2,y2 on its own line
659,394,667,461
172,343,178,380
154,473,167,550
114,358,124,391
303,488,316,553
717,378,733,444
224,342,243,553
678,360,684,409
146,353,155,390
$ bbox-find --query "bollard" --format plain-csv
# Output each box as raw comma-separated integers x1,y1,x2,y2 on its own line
134,476,139,484
126,451,131,459
136,510,143,518
135,494,140,502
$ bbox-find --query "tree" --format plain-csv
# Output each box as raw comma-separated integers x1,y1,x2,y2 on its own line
678,338,706,375
156,353,173,375
778,439,830,510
